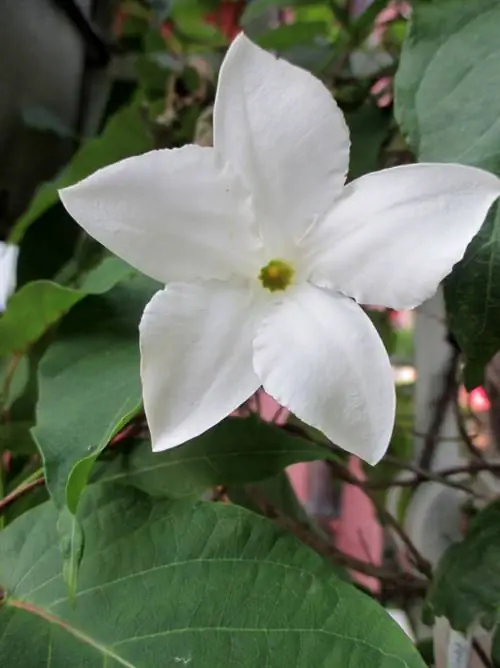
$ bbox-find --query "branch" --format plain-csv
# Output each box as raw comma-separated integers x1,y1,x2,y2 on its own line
380,456,481,497
0,475,44,514
369,493,433,578
324,459,433,577
244,485,427,597
439,461,500,478
473,639,494,668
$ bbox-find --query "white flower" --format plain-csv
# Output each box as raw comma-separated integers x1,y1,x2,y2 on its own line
0,242,19,312
59,34,500,465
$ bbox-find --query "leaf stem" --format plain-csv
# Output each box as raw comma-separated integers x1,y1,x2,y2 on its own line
0,467,44,514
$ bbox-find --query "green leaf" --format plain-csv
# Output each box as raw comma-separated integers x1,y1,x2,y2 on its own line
327,2,349,29
3,478,48,525
444,205,500,388
16,205,81,286
395,0,500,171
394,0,500,385
57,507,84,602
170,3,226,46
145,0,173,21
425,500,500,640
0,422,36,455
169,0,219,10
345,103,391,180
280,44,334,74
255,23,327,51
0,355,30,410
32,274,159,512
10,101,153,244
5,351,42,436
93,417,338,498
227,470,312,524
0,484,426,668
241,0,322,25
0,257,135,357
227,473,350,581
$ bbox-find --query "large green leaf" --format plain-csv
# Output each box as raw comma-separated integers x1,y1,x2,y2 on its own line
0,257,135,357
93,418,337,498
32,274,159,513
394,0,500,386
345,103,391,181
444,205,500,388
255,23,328,50
225,474,352,580
395,0,500,170
10,101,153,244
425,500,500,645
170,1,226,46
0,484,425,668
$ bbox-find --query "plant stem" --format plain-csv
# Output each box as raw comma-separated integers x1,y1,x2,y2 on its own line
0,467,44,514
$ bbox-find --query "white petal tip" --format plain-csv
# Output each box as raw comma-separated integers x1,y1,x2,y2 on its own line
149,431,191,453
363,450,386,467
334,431,391,467
58,183,79,212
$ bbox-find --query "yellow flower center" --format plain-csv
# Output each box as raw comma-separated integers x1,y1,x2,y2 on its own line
258,259,294,292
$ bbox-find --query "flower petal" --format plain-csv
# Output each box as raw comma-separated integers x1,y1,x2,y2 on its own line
140,281,265,451
60,145,261,284
304,163,500,308
253,284,395,464
0,243,19,311
214,33,350,254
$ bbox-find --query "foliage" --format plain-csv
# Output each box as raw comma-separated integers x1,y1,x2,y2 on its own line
425,500,500,636
0,484,424,668
395,0,500,387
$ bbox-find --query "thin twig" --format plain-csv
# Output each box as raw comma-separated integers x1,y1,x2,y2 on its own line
244,485,427,595
367,475,478,496
0,476,45,513
472,639,494,668
372,496,433,578
439,462,500,478
380,456,480,497
324,458,433,576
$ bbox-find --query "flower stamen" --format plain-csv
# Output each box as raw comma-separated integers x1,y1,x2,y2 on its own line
258,259,294,292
